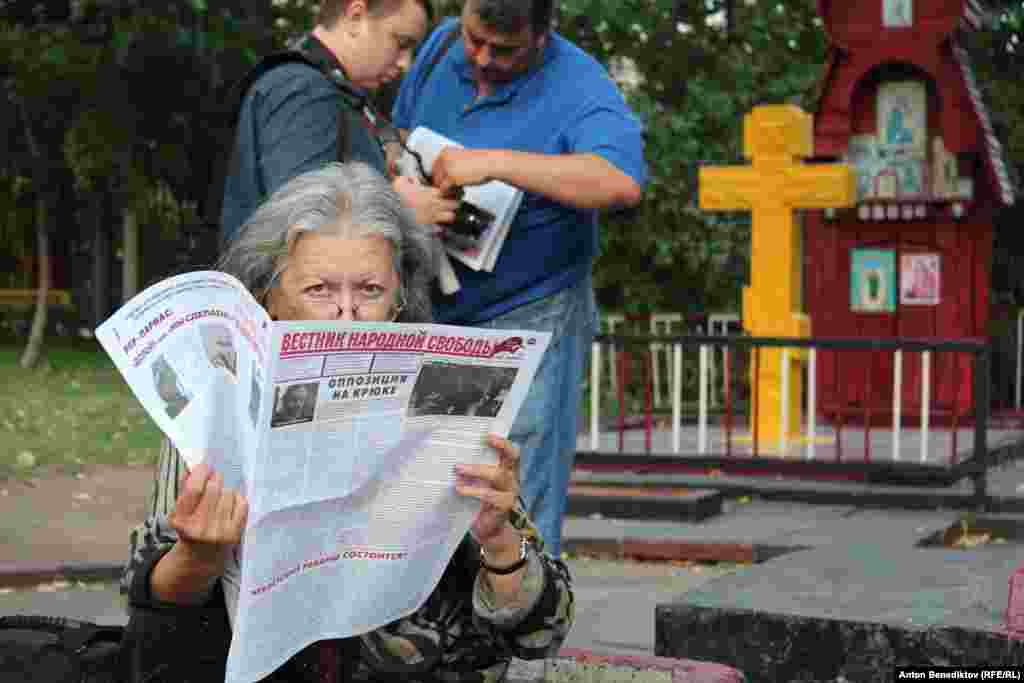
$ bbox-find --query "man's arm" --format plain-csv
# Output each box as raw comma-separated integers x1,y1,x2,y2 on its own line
430,147,642,210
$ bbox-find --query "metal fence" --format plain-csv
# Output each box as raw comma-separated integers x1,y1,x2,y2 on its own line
579,332,1022,504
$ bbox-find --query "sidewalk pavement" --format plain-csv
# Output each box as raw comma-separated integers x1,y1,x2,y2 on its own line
5,460,1024,679
0,464,739,658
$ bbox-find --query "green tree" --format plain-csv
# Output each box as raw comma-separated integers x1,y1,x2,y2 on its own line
1,0,275,366
553,1,825,315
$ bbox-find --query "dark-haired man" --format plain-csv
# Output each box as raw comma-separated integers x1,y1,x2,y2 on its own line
393,0,648,554
220,0,457,246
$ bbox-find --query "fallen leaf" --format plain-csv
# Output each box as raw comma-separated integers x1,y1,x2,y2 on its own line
953,532,991,549
35,580,70,592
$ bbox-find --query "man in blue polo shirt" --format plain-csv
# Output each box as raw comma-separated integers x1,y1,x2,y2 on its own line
393,0,647,554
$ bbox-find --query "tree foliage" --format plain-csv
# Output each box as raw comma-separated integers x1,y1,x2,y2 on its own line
1,0,1023,330
553,0,827,314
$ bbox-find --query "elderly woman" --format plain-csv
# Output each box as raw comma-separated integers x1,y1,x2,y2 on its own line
122,162,573,683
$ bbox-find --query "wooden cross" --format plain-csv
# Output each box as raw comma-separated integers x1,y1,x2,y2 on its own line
700,105,856,447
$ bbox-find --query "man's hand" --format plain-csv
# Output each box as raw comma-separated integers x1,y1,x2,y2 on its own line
430,147,496,197
392,175,460,228
168,463,248,576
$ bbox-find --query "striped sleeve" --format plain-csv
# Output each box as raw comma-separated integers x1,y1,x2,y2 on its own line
120,437,185,595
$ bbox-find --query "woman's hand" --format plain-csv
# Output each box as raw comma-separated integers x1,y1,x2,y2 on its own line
168,463,248,576
455,435,520,553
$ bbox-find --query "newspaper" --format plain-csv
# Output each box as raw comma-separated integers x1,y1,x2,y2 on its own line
95,271,551,683
398,126,524,290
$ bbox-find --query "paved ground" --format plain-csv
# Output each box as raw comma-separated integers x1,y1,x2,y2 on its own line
4,455,1024,671
0,465,148,570
0,464,737,657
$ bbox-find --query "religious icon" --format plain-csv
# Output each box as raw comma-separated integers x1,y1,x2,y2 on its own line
883,0,913,28
900,253,940,305
846,135,882,200
877,81,927,155
851,249,896,313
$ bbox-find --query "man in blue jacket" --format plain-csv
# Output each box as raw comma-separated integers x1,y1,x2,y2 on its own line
393,0,647,554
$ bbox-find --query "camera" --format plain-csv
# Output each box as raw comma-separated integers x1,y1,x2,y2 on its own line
447,200,495,240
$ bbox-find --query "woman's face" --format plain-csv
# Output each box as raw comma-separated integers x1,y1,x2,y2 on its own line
265,232,402,322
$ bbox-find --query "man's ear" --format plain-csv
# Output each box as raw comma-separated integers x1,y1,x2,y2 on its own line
534,29,549,52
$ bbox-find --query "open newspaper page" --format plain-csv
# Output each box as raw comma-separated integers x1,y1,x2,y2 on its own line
398,126,523,273
96,273,551,683
94,271,271,495
227,321,550,683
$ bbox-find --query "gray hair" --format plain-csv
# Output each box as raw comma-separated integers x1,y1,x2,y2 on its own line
468,0,555,35
217,161,437,323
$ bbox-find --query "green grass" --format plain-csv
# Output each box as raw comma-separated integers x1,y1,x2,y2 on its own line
0,338,162,480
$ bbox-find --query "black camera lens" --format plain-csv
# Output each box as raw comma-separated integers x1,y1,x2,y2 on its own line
449,201,495,239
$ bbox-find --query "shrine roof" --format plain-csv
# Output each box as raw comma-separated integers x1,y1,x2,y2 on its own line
953,43,1016,206
962,0,987,31
810,0,1015,207
816,0,987,36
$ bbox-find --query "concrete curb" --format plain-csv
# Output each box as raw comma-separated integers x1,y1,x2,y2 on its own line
656,604,1024,683
0,561,122,588
0,537,799,589
570,468,1024,511
567,485,724,522
563,537,800,564
506,649,746,682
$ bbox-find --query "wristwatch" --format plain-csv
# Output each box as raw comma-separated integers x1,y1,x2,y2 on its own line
479,535,529,575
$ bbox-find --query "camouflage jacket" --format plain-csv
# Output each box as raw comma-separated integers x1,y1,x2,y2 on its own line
123,439,574,682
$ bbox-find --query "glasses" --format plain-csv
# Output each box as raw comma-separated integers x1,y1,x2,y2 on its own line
260,275,406,322
340,297,405,322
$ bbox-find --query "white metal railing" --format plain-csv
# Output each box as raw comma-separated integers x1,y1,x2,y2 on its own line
587,339,944,464
806,349,817,460
892,350,903,462
707,314,741,409
672,342,682,453
650,313,683,409
589,338,717,455
602,314,626,396
921,350,931,463
1017,309,1024,410
779,349,790,452
698,344,709,453
590,341,600,451
602,312,738,413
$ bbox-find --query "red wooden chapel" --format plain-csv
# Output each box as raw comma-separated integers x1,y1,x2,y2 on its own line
805,0,1015,420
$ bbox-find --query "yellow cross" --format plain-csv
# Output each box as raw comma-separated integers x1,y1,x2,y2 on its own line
699,105,856,447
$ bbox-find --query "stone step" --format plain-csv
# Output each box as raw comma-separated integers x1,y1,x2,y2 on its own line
506,650,746,682
566,484,724,522
655,542,1024,682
